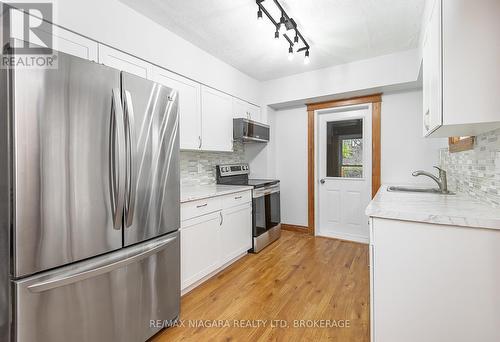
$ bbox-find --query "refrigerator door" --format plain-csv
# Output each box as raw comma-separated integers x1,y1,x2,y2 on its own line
121,72,180,246
13,232,180,342
11,51,125,277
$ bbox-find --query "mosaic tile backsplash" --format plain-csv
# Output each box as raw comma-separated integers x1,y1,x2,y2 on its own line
180,141,245,186
440,128,500,207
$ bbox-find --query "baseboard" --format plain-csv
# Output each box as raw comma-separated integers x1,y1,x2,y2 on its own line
181,251,248,296
281,224,309,234
316,230,369,244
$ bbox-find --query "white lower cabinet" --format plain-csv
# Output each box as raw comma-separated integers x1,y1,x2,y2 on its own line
180,191,252,292
180,212,221,290
370,217,500,342
220,204,252,265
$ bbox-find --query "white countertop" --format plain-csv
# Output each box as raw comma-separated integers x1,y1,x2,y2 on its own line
181,184,253,203
366,185,500,230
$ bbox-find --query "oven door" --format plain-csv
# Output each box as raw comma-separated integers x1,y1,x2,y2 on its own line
252,184,281,237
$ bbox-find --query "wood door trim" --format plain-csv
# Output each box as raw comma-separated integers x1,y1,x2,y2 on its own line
306,94,382,236
281,224,309,233
307,94,382,111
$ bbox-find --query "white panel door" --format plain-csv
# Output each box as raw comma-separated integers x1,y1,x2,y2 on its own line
201,85,233,152
98,44,152,79
152,66,202,150
317,105,372,243
180,212,221,290
220,204,252,265
7,8,98,61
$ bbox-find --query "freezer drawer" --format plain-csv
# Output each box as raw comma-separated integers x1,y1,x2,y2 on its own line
13,232,180,342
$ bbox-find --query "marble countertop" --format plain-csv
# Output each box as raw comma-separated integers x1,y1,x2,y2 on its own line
366,185,500,230
181,184,253,203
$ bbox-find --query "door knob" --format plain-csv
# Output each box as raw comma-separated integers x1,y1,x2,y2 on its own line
320,179,326,184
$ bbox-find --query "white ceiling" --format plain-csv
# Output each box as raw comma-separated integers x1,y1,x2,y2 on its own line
119,0,426,81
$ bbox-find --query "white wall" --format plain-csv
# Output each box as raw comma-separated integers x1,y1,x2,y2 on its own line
269,90,447,227
273,106,308,227
261,49,421,107
381,90,447,185
44,0,260,104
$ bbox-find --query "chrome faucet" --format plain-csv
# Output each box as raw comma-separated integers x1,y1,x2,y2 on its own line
412,166,449,194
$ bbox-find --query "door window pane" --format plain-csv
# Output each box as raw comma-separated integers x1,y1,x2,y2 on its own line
326,119,363,178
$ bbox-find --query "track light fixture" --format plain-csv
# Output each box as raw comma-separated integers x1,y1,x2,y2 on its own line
256,0,310,64
304,49,310,65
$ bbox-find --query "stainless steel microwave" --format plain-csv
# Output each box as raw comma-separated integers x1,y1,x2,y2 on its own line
233,118,269,143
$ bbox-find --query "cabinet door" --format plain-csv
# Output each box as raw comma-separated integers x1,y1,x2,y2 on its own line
422,0,443,136
152,67,202,150
201,86,233,152
98,44,152,79
7,8,98,61
248,103,261,122
220,203,252,265
233,98,261,122
180,212,221,290
233,98,249,120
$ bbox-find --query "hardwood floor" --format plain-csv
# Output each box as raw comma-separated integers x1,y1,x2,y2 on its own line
152,230,370,342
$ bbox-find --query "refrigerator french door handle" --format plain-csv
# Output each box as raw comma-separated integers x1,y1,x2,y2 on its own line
124,90,138,227
26,235,177,293
111,88,126,230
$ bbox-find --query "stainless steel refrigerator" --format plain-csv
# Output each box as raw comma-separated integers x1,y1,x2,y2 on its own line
0,48,180,342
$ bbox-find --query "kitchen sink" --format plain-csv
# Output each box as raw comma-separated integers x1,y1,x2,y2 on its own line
387,186,454,195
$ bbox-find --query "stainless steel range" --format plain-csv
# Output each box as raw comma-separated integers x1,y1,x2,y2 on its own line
216,164,281,253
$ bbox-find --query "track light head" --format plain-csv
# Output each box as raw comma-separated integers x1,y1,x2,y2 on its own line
304,50,310,65
278,22,286,34
288,46,294,61
274,30,280,40
257,9,263,20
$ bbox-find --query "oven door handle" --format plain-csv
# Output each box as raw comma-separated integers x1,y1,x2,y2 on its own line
253,188,280,198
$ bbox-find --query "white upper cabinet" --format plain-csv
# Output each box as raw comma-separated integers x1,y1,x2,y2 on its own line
422,0,442,136
423,0,500,137
152,67,202,150
7,9,98,61
233,98,261,122
247,103,262,122
201,86,234,152
98,44,153,79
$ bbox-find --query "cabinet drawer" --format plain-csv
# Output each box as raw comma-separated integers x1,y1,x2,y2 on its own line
181,197,222,221
221,191,252,209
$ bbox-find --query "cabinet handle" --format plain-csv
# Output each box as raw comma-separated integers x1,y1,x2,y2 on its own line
198,136,202,149
234,196,242,200
219,211,223,226
424,110,430,131
196,203,208,208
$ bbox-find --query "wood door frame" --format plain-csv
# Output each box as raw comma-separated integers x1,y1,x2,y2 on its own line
306,94,382,235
